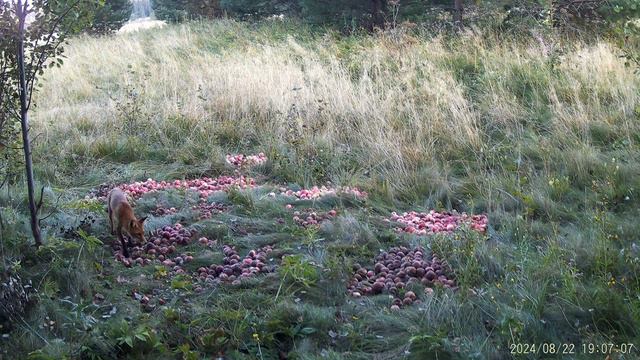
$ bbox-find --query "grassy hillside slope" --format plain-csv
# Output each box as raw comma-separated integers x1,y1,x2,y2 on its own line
1,19,639,359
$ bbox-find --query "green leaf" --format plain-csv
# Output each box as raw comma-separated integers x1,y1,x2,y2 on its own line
300,327,316,335
171,278,191,289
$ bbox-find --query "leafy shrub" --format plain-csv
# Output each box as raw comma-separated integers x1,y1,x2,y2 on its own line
0,117,22,185
275,254,319,300
153,0,222,22
87,0,132,34
107,320,165,356
298,0,387,29
599,0,640,23
220,0,300,19
51,0,132,35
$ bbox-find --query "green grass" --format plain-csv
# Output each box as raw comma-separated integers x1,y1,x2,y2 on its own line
1,18,640,360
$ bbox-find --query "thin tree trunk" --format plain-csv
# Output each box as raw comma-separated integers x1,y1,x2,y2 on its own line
453,0,463,28
17,0,42,247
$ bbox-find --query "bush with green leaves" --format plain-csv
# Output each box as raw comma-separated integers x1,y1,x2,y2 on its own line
153,0,222,22
41,0,131,35
220,0,300,19
0,2,23,185
298,0,387,29
601,0,640,73
599,0,640,23
86,0,132,34
0,117,22,185
297,0,467,29
0,0,100,246
152,0,188,22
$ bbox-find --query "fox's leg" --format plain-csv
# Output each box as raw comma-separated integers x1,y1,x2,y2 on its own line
117,226,129,257
107,192,115,235
108,208,114,235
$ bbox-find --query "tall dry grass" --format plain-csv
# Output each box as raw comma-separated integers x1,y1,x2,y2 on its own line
32,20,639,200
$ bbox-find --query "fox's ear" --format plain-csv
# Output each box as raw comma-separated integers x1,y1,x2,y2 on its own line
139,216,148,224
130,219,136,229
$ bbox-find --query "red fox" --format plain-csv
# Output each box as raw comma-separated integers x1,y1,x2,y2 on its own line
107,187,147,257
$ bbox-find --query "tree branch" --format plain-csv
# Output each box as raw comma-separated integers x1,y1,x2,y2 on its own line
38,191,62,225
6,102,21,120
35,185,44,214
0,143,24,151
30,130,42,146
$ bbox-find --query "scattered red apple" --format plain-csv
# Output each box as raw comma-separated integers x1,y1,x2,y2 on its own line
280,186,367,200
193,202,227,220
153,206,178,216
92,176,257,200
289,208,338,228
388,210,488,235
225,153,267,167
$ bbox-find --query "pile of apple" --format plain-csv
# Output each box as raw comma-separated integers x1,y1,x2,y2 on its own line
225,153,267,167
153,206,178,216
292,209,338,228
388,210,488,235
280,186,367,200
195,244,274,285
113,223,200,269
347,246,455,310
192,202,227,220
119,175,256,199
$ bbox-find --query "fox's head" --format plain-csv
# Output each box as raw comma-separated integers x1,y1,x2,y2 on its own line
128,216,147,244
